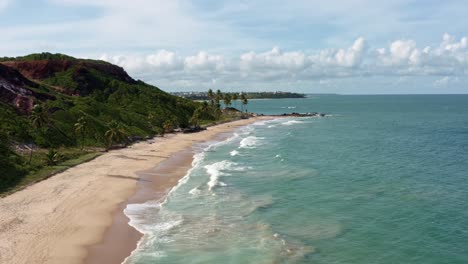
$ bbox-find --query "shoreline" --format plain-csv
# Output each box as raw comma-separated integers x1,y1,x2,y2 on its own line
0,116,274,264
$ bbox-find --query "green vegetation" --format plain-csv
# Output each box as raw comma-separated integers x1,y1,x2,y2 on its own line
0,52,104,64
0,54,183,192
0,53,248,194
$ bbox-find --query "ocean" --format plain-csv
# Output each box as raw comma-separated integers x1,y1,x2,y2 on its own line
124,95,468,264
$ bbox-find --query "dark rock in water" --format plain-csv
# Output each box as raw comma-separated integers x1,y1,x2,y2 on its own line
277,112,328,117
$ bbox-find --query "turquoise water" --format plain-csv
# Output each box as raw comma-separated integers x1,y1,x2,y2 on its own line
125,95,468,264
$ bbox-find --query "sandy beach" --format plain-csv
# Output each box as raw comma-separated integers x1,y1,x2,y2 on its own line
0,116,272,264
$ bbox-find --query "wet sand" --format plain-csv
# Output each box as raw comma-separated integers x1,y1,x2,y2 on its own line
0,117,273,264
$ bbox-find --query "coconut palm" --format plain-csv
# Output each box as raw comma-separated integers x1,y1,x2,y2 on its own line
215,89,222,106
30,104,73,145
240,93,249,112
28,105,50,163
30,105,50,131
223,93,232,108
207,89,214,106
74,116,87,150
104,120,127,151
190,108,202,126
232,93,239,109
242,96,249,113
201,101,210,112
163,120,174,133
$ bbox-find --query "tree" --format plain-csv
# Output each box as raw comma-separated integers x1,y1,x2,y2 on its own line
30,105,50,131
242,97,249,113
163,120,174,133
232,93,239,109
104,120,127,151
201,101,210,112
30,104,72,146
189,107,202,126
28,104,50,162
223,93,232,108
240,93,248,113
0,131,26,191
215,89,222,106
207,89,214,106
74,116,87,150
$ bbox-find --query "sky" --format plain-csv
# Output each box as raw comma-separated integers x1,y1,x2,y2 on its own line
1,0,468,94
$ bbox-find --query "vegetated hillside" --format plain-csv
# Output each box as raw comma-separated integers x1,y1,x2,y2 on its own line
0,53,200,191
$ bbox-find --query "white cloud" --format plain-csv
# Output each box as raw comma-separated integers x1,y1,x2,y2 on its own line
95,34,468,91
433,76,459,87
146,50,182,69
184,51,225,71
240,47,307,71
317,37,367,67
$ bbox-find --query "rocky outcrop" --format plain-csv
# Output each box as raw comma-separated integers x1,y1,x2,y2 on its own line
0,64,36,113
0,54,140,112
1,59,136,96
1,60,136,84
1,60,74,80
0,64,54,113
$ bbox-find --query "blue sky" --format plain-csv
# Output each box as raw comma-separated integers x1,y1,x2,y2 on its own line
1,0,468,94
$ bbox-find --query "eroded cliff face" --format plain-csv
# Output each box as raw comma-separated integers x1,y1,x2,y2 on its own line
1,59,136,96
1,60,135,83
1,60,74,80
0,64,38,113
0,58,137,112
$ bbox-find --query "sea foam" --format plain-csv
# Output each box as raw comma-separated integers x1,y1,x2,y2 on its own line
205,160,238,191
239,136,264,149
281,120,304,126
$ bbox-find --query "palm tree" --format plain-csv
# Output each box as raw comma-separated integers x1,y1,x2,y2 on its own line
207,89,214,106
215,89,222,106
104,120,127,151
201,101,210,112
30,104,73,145
240,93,249,112
28,105,50,163
30,105,50,131
232,93,239,109
163,120,174,133
242,96,249,113
190,107,202,126
74,116,87,150
223,93,232,108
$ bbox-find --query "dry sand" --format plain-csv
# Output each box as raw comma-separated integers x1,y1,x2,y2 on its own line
0,116,272,264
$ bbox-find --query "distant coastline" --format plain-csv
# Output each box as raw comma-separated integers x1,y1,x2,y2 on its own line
172,91,305,100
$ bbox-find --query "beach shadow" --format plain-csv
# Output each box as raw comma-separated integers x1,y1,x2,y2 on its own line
107,174,152,182
114,155,147,161
138,154,170,158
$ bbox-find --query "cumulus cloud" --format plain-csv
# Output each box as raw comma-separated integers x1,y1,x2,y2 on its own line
433,76,459,87
184,51,225,71
97,34,468,90
317,37,367,67
240,47,307,70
